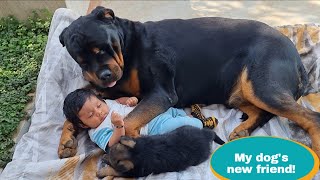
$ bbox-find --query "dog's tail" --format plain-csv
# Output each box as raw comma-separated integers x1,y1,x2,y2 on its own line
202,128,225,145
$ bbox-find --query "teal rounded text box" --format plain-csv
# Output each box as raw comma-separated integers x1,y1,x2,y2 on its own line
210,136,319,180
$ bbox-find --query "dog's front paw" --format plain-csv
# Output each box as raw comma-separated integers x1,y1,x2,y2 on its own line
124,121,141,138
58,120,78,158
125,129,140,138
229,127,249,141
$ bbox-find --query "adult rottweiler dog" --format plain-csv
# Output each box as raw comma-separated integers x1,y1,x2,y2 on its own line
58,6,320,159
96,126,224,178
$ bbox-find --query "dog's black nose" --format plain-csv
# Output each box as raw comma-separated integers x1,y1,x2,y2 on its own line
98,69,112,80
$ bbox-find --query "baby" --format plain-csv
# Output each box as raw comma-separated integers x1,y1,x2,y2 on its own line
63,88,214,151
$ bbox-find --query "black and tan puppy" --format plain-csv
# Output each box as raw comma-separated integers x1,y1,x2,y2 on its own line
58,6,320,159
97,126,224,178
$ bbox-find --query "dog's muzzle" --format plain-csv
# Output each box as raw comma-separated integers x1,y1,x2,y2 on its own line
96,69,117,87
97,69,112,81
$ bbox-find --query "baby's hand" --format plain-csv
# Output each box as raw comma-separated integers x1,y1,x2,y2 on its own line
125,97,138,107
111,111,124,126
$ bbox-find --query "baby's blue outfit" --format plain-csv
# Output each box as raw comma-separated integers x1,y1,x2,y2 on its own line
147,107,203,135
88,99,203,150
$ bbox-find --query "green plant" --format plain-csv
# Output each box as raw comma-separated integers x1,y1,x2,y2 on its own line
0,9,52,168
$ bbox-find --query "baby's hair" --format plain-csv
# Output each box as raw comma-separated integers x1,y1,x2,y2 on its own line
63,88,104,129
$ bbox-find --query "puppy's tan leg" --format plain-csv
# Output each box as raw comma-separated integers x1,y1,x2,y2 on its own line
96,166,109,178
106,166,121,176
58,120,78,158
97,166,122,178
105,176,115,180
97,166,135,180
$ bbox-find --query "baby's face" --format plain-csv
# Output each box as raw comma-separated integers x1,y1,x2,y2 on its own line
78,96,109,128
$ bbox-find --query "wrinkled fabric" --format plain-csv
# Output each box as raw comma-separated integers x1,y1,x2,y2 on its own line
1,8,320,180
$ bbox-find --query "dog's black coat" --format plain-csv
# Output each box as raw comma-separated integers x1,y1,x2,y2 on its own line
108,126,224,177
60,7,307,115
59,7,318,144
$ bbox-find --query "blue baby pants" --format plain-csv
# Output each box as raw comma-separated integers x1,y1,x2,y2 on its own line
147,107,203,135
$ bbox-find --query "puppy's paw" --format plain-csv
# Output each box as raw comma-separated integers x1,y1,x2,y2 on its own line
120,136,136,148
96,166,109,178
58,121,78,158
101,166,122,177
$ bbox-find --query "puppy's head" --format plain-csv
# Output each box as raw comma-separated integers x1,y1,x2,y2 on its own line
106,136,137,173
59,6,124,88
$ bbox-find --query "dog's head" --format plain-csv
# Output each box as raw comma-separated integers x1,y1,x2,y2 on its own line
104,136,137,173
59,6,124,88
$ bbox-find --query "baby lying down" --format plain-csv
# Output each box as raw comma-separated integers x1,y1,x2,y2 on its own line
63,89,224,178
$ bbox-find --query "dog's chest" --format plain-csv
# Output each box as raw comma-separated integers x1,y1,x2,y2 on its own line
118,69,141,97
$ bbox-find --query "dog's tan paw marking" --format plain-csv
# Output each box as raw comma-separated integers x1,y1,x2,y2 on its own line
59,148,77,158
64,136,77,148
229,128,249,140
58,122,78,159
58,136,78,158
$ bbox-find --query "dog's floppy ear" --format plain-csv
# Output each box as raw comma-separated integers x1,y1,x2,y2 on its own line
117,160,134,172
67,33,86,55
59,28,68,47
92,6,115,20
120,136,136,148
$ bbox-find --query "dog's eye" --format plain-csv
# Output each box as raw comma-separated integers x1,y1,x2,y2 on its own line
99,50,106,55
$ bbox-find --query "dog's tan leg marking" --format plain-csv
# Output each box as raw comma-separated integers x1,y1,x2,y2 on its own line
124,104,163,138
240,68,320,158
58,120,77,158
112,43,124,69
121,69,141,97
229,104,264,140
228,74,265,140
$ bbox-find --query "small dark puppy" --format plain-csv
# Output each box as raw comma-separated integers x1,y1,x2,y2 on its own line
97,126,224,178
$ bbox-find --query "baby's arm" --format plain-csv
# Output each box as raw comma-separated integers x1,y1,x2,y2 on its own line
108,112,125,147
115,97,138,107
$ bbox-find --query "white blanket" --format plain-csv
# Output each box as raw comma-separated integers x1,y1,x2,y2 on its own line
1,8,320,180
